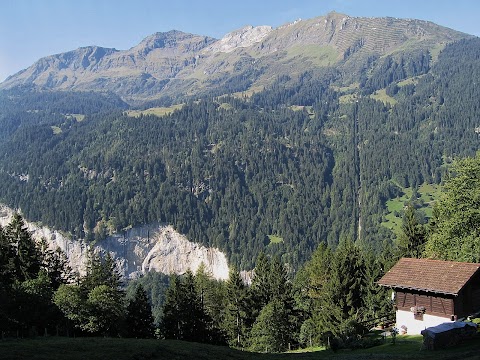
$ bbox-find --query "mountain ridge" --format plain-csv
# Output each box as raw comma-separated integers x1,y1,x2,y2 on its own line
0,12,471,104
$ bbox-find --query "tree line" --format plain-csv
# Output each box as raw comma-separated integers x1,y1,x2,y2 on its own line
0,213,393,351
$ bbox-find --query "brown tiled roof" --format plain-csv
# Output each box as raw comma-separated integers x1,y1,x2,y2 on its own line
378,258,480,295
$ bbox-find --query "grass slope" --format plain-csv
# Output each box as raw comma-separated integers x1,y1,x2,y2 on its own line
1,335,480,360
125,104,185,118
370,89,397,105
382,183,441,235
268,234,284,245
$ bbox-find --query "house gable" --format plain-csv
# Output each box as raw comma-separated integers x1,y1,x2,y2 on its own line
378,258,480,334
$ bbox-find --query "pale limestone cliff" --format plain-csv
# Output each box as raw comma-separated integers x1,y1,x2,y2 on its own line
0,204,229,280
203,25,272,53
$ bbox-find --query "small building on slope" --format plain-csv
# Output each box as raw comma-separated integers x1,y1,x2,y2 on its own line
378,257,480,335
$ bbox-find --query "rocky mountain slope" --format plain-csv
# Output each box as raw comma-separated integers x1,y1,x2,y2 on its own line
0,12,469,104
0,204,229,280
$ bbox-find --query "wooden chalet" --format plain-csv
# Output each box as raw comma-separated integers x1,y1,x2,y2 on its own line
378,257,480,334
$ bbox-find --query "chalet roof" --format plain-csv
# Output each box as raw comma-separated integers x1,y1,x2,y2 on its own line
378,258,480,296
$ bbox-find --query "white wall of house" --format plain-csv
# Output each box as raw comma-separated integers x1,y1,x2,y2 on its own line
396,310,453,335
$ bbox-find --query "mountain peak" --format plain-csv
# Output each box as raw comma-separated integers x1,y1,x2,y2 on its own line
0,12,471,103
131,30,216,57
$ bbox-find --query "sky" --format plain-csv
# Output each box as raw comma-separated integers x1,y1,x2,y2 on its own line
1,0,479,82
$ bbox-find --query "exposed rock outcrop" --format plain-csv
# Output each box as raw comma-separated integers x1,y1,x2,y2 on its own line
203,25,272,53
0,204,229,280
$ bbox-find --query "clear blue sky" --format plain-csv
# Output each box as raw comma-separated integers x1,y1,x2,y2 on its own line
1,0,479,82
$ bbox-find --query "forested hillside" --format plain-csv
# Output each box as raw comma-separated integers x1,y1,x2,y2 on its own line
0,37,480,269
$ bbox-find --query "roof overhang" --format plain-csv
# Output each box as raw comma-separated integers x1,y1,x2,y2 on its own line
378,283,458,296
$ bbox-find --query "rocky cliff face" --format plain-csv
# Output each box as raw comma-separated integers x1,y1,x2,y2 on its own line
0,12,469,104
0,204,229,280
203,25,272,53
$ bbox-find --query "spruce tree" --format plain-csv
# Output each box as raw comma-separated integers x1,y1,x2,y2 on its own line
426,152,480,262
126,284,155,338
223,266,248,347
38,239,73,290
398,204,426,258
362,250,393,319
161,275,184,339
6,213,41,281
316,241,367,338
268,256,290,300
195,263,226,344
0,224,15,286
249,299,290,353
181,270,206,342
249,252,271,311
82,250,122,293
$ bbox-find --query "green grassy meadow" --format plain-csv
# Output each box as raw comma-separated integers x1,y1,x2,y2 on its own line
268,234,284,245
285,45,339,67
381,183,442,235
370,89,398,105
51,126,62,135
1,335,479,360
125,104,185,118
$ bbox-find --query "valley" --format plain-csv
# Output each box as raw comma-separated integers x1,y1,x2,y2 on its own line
0,21,479,268
1,9,480,354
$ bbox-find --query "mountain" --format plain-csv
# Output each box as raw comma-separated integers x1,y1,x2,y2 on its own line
0,13,479,270
0,12,469,104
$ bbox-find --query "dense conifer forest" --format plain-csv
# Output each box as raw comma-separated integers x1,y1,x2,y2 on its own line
1,36,480,353
2,148,479,350
1,38,480,268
